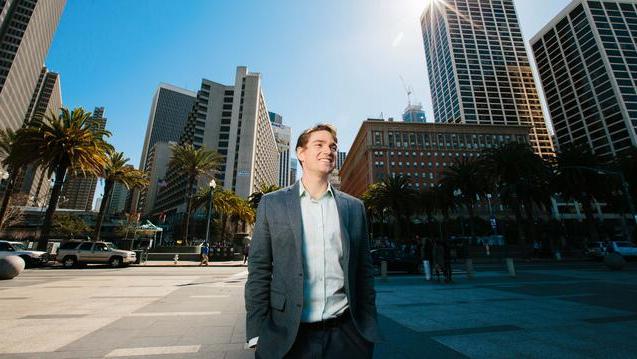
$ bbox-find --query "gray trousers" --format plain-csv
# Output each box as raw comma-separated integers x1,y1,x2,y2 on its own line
282,315,373,359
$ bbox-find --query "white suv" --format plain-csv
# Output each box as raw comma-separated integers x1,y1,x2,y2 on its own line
0,240,49,268
56,241,136,268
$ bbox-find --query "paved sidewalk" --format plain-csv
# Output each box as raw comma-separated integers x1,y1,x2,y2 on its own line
133,260,247,267
374,263,637,358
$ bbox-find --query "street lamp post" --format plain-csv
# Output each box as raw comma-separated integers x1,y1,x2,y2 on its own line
204,179,216,245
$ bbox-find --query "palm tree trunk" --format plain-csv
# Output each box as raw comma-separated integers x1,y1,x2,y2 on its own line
31,166,46,206
37,165,67,251
0,170,16,227
221,213,228,242
183,175,195,245
94,180,114,241
466,201,476,239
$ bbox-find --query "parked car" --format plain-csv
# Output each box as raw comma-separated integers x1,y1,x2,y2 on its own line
585,241,608,259
370,248,419,274
0,240,49,268
608,241,637,258
56,241,136,268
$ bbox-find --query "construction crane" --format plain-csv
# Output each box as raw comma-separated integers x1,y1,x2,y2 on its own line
399,75,414,108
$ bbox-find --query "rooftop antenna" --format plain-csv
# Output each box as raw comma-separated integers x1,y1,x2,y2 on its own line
400,75,414,107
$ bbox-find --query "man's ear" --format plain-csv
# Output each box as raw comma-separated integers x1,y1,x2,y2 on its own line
296,146,305,165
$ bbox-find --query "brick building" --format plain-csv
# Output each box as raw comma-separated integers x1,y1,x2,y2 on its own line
340,119,530,198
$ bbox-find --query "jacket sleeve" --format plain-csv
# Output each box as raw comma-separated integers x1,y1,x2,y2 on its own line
245,195,272,341
356,200,378,316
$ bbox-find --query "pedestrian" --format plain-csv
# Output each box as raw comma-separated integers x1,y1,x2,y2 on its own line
245,124,381,358
200,242,209,266
442,240,452,283
243,243,250,265
432,239,444,282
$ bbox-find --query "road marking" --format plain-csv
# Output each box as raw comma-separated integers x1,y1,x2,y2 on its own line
190,295,230,298
106,345,200,357
128,311,220,317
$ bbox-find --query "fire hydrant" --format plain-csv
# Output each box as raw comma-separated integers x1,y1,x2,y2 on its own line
173,254,179,265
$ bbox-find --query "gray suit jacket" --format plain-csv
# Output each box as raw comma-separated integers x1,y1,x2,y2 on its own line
245,182,382,358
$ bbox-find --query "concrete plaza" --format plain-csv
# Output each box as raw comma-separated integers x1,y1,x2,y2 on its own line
0,261,635,358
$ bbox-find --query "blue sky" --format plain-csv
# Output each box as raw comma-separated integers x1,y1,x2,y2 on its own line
46,0,571,201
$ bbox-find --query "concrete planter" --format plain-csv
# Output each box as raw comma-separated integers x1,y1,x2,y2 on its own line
0,255,26,280
604,253,626,271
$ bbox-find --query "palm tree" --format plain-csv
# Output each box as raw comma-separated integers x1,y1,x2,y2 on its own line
377,175,416,242
169,143,222,245
439,157,488,240
362,183,385,237
13,107,112,251
551,144,609,243
0,128,20,227
248,184,281,209
230,199,256,234
93,151,149,241
482,142,551,245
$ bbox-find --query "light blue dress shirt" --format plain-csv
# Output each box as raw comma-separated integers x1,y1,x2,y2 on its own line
299,181,349,323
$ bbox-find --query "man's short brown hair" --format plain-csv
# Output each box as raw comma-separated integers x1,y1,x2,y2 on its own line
295,123,338,151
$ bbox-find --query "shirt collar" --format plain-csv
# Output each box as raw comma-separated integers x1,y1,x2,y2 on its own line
298,180,334,199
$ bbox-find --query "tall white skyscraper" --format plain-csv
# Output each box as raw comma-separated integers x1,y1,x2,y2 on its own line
0,0,66,133
154,66,278,216
531,0,637,157
420,0,554,156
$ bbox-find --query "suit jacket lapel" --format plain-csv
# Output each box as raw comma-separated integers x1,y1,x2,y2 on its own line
286,182,303,267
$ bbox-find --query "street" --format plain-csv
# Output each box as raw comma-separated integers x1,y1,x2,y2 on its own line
0,262,636,358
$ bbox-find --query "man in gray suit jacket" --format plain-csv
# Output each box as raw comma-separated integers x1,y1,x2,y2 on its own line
245,124,381,358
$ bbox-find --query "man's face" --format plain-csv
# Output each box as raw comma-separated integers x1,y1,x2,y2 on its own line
297,130,337,177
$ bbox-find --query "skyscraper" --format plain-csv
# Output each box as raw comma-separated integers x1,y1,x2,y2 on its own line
134,84,196,213
139,83,197,171
59,107,106,211
531,0,637,157
0,0,66,132
420,0,554,156
154,66,278,216
269,111,291,188
402,104,427,123
138,141,173,216
107,172,131,215
290,158,298,184
14,66,61,206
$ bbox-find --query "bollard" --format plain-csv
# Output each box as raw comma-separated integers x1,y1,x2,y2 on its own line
423,260,431,281
506,257,516,277
465,258,474,279
173,254,179,265
380,261,388,281
554,251,562,261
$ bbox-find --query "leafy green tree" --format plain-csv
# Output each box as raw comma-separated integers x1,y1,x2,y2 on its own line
52,213,91,239
13,108,111,251
169,143,222,244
